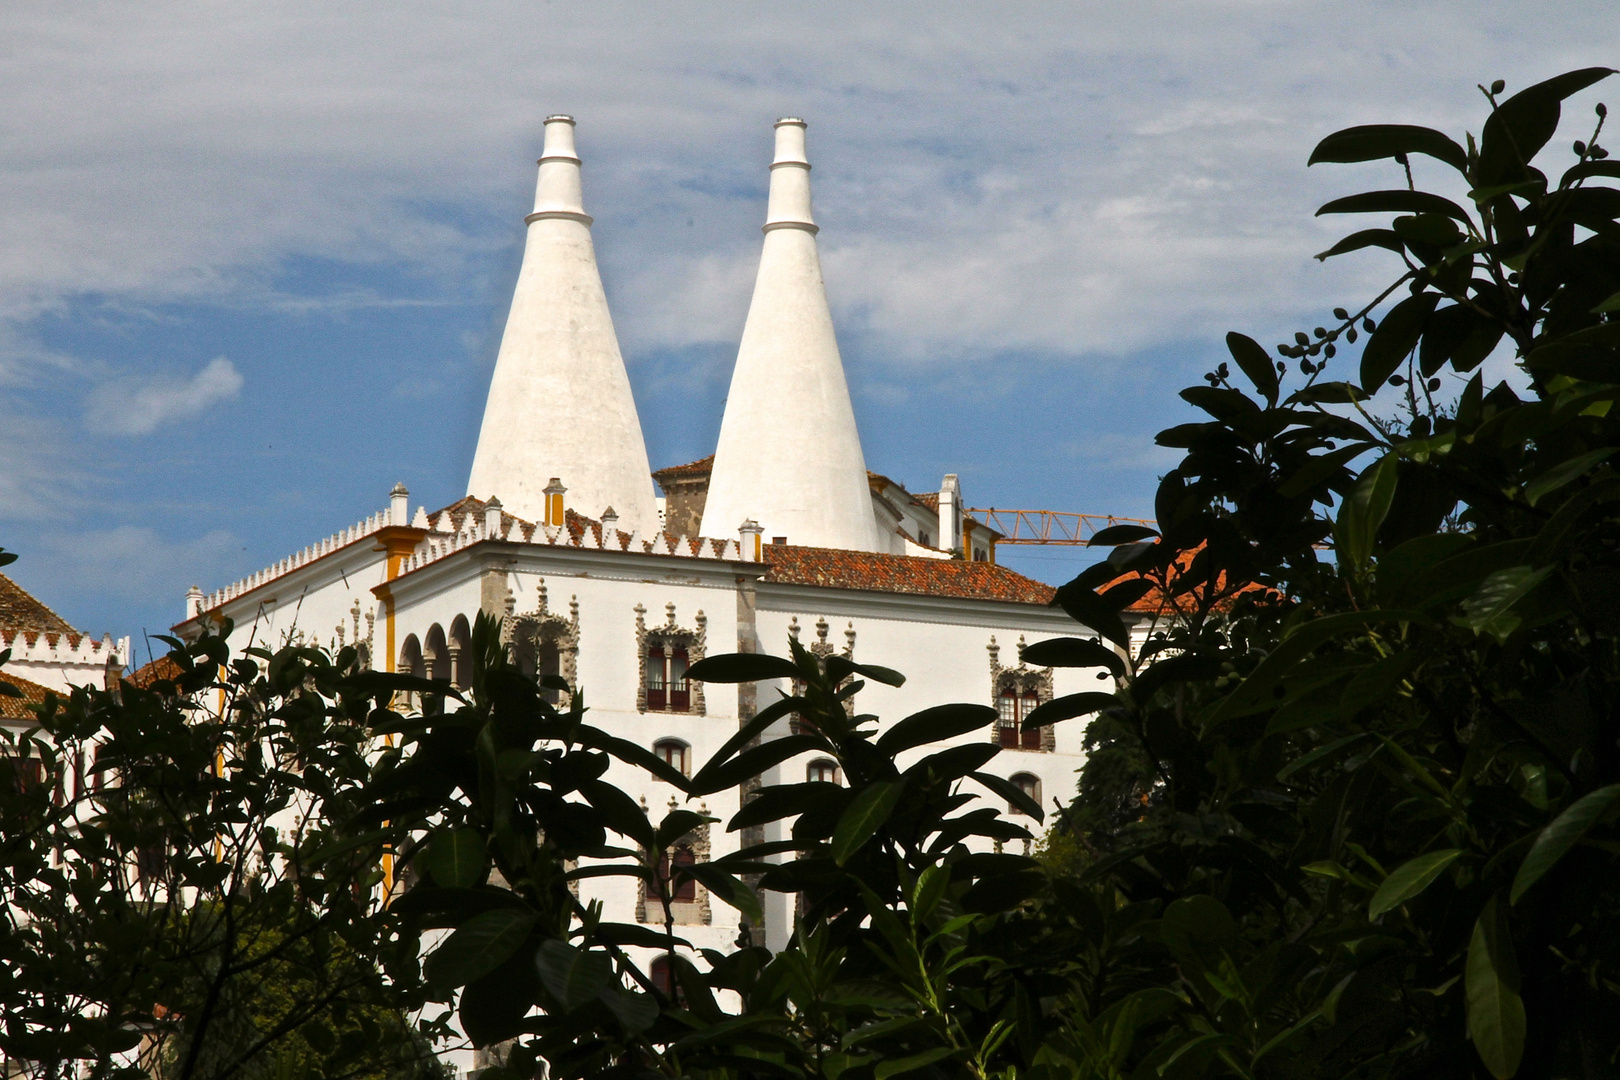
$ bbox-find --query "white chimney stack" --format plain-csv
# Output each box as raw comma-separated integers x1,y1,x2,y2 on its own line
466,116,660,535
738,519,764,562
484,497,504,537
390,482,410,526
938,474,961,556
699,119,882,553
185,585,205,619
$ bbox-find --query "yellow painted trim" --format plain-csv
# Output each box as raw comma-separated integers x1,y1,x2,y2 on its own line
367,526,425,908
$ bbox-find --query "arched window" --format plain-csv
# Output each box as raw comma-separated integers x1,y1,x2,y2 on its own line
1009,773,1041,816
448,614,472,690
649,954,675,996
654,739,690,778
807,758,841,785
424,624,450,715
399,634,424,679
399,634,424,712
657,844,697,903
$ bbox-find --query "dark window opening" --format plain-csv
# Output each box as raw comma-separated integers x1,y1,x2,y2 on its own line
649,955,681,1001
1010,773,1041,815
656,845,697,903
6,754,44,794
646,645,666,711
539,641,562,705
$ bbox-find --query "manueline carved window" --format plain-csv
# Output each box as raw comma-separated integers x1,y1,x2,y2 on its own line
636,603,706,715
505,579,579,708
788,616,857,733
987,635,1055,752
637,796,712,925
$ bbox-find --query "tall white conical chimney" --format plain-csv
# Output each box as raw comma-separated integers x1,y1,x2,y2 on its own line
467,115,660,535
699,119,882,552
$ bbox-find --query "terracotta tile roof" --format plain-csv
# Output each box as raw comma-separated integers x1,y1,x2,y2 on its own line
761,545,1055,605
652,455,714,484
0,574,77,635
128,655,185,690
1108,543,1278,617
0,670,56,721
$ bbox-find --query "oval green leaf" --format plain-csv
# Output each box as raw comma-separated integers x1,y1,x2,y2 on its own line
1466,896,1525,1079
1019,636,1125,678
1022,692,1116,730
684,652,800,683
1227,331,1279,405
831,780,906,866
679,861,763,924
427,827,487,889
1368,848,1463,919
424,908,536,990
1511,783,1620,904
876,703,997,755
535,939,613,1012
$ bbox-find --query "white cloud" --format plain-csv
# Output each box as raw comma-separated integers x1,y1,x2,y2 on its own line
85,357,243,435
0,2,1616,377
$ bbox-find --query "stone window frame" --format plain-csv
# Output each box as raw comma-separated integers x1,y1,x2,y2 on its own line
636,796,713,926
635,603,707,715
504,579,580,708
987,635,1056,752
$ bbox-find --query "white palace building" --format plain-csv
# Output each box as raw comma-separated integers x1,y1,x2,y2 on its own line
173,116,1107,960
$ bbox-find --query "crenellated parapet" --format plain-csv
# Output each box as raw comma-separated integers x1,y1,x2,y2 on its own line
2,628,128,693
195,506,394,613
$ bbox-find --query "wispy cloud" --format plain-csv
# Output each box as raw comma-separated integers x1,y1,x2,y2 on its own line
7,525,241,635
85,357,243,436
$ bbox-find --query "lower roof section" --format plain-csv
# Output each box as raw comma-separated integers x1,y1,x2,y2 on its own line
760,544,1055,605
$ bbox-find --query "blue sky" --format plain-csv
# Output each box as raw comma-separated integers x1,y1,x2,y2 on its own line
2,2,1616,643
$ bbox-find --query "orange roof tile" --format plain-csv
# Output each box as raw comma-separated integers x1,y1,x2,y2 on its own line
0,670,57,721
760,545,1055,605
128,655,185,690
1108,543,1278,617
652,455,715,484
